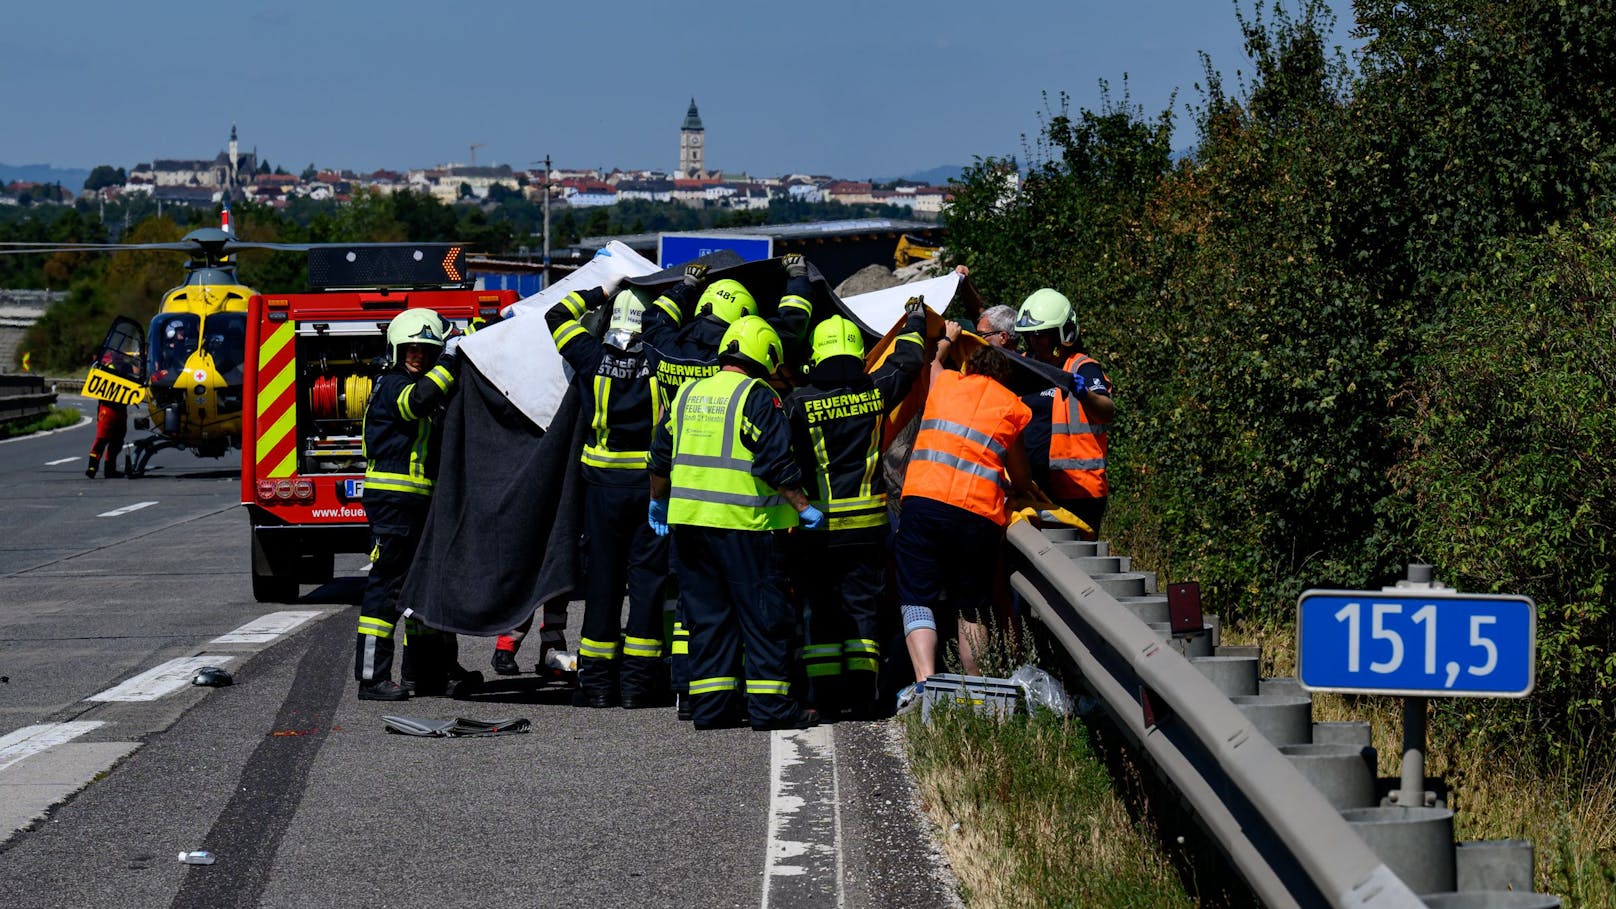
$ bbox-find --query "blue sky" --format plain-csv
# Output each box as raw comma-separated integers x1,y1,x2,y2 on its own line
1,1,1357,180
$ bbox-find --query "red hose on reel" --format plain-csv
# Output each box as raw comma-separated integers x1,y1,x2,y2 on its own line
310,376,340,419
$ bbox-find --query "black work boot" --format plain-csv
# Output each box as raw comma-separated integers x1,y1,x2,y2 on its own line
445,667,483,699
85,454,100,478
491,649,521,676
572,687,617,709
753,706,821,732
358,679,411,701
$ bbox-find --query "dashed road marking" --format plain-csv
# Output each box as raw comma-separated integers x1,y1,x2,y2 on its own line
97,501,157,518
761,725,845,909
85,656,236,702
45,457,79,466
210,610,324,644
0,722,106,772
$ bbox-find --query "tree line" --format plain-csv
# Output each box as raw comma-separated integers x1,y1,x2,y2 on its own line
5,189,915,373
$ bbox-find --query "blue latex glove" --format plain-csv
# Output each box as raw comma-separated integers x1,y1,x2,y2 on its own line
1070,372,1089,399
799,505,827,531
648,499,670,537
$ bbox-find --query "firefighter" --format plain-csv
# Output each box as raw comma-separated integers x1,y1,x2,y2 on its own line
642,256,815,719
892,329,1035,712
353,308,479,701
785,299,928,717
537,280,670,709
1012,288,1114,536
648,315,823,731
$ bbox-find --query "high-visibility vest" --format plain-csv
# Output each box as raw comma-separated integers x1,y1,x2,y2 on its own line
668,370,798,531
1049,352,1110,499
901,370,1030,526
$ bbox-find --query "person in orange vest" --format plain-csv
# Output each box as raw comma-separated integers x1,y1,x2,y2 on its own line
891,323,1035,712
1012,288,1113,537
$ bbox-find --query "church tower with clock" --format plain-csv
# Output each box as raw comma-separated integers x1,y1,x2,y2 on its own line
679,98,705,178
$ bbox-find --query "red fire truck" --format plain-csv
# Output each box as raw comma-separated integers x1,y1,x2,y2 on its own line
240,244,516,602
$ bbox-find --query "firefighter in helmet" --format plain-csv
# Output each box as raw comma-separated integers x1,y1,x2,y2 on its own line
648,315,822,730
784,300,928,717
1012,288,1114,536
640,255,815,719
531,277,671,709
353,308,481,701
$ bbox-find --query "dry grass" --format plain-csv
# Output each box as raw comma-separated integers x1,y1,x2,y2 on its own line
1225,621,1616,903
906,706,1200,909
904,621,1201,907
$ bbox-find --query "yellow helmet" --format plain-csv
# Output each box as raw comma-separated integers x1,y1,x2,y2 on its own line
696,279,758,324
717,315,783,375
809,315,865,368
386,308,449,364
1014,288,1077,346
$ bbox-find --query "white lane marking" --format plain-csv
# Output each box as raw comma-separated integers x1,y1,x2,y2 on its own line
45,457,79,466
0,722,106,772
210,610,323,644
97,501,158,518
0,413,90,445
85,656,236,702
761,725,845,909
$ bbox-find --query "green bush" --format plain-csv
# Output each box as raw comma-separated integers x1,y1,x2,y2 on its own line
1388,222,1616,737
942,0,1616,756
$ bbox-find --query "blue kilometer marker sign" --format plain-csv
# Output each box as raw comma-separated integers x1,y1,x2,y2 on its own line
1297,590,1536,697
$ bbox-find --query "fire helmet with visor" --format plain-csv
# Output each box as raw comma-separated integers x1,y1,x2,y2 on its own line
1014,288,1078,347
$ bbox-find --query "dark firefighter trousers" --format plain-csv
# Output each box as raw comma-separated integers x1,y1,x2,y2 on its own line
354,502,458,686
792,526,885,715
578,479,670,699
671,524,797,728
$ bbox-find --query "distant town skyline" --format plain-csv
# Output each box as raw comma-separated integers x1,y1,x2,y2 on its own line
1,1,1358,179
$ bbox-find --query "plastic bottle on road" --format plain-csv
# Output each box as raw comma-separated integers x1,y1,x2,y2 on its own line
178,850,216,865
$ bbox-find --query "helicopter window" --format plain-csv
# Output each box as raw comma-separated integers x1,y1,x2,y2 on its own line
204,313,248,379
99,322,147,382
149,314,201,378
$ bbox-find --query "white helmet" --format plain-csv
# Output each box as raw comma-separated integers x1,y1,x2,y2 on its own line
604,287,653,352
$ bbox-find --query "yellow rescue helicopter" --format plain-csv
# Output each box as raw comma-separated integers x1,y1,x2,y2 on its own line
5,214,305,476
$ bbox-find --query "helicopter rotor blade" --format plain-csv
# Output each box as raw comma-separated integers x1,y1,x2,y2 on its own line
0,241,199,254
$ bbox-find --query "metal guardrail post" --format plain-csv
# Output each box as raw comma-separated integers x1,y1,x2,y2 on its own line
1006,520,1425,909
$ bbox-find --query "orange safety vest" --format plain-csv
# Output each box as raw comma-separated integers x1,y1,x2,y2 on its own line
902,370,1031,526
1048,352,1111,499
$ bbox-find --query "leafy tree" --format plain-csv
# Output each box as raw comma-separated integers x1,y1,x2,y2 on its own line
83,165,126,192
300,163,318,181
486,183,522,205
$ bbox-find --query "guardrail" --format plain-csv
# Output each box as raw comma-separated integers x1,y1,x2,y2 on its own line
1005,520,1559,908
0,374,56,426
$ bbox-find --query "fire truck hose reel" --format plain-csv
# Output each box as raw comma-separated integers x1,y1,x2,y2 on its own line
344,375,372,421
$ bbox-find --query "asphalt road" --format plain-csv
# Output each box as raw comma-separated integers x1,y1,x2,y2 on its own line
0,398,958,908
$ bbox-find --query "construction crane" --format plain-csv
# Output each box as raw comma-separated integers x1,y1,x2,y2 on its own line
469,143,486,166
